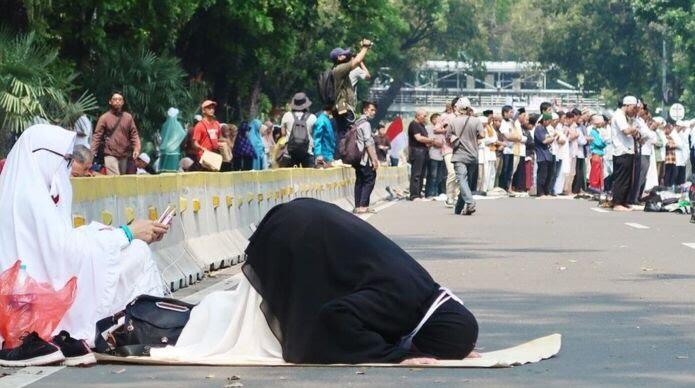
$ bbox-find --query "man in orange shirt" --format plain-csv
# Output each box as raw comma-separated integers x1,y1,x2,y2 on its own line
192,100,222,164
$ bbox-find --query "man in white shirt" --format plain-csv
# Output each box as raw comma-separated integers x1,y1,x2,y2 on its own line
632,104,656,202
498,105,517,191
610,96,639,211
675,121,690,186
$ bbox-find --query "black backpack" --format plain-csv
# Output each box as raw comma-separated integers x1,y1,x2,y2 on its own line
287,112,310,160
318,69,337,106
339,118,367,166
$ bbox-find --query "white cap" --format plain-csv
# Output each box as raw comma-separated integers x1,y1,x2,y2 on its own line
622,96,638,106
551,112,559,120
455,97,471,110
137,153,151,164
653,116,666,125
591,114,605,124
194,114,203,122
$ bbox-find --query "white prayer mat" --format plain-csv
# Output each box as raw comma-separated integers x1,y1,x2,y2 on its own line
95,333,561,368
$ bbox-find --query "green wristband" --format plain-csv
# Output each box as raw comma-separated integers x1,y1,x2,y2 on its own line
120,225,133,243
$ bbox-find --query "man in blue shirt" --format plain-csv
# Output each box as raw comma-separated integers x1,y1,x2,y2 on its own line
314,105,336,167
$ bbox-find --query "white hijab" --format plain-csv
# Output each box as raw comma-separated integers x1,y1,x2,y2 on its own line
0,124,132,344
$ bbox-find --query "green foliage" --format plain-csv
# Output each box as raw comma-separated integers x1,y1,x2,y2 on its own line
0,31,63,133
632,0,695,107
84,48,192,139
1,0,693,158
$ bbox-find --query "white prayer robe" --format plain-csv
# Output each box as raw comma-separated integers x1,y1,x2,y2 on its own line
0,125,163,347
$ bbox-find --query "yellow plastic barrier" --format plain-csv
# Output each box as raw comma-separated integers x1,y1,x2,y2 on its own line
70,166,407,291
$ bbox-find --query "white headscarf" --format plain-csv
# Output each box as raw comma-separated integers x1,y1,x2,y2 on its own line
0,124,158,345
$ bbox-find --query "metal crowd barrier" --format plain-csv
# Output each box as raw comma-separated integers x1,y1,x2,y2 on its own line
71,166,408,291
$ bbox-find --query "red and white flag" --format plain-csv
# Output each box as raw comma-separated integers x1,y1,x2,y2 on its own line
386,116,407,159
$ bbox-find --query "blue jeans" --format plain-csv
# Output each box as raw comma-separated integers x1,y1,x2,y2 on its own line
425,159,445,197
453,161,477,207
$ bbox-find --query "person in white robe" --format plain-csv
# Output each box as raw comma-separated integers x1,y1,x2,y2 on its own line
0,124,168,348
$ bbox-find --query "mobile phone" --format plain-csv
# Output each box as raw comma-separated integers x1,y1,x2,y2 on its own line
157,205,176,226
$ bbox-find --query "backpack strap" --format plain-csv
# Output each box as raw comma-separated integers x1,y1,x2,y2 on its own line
452,116,471,151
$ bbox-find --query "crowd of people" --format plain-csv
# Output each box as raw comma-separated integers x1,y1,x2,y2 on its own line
403,95,695,215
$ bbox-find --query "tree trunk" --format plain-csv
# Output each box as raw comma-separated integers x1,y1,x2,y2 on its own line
373,77,405,124
248,78,262,119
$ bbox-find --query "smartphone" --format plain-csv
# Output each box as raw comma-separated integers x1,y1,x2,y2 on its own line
157,205,176,226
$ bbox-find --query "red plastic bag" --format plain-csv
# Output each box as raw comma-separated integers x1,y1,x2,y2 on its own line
0,260,77,348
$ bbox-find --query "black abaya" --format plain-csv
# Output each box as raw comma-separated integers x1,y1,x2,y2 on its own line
242,198,477,364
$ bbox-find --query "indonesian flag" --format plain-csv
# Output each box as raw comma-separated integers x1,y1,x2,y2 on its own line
386,116,407,159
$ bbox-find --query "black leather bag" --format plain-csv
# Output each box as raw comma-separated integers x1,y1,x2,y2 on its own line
94,295,195,356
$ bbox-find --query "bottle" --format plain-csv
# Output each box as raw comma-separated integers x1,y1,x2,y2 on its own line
17,264,27,289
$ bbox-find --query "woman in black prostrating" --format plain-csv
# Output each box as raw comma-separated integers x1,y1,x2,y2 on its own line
243,198,478,364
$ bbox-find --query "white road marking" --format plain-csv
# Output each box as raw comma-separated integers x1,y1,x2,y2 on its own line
591,208,610,213
360,200,399,221
625,222,650,230
0,366,65,388
682,243,695,250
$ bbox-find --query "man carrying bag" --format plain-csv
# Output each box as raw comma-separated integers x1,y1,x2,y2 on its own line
193,100,223,171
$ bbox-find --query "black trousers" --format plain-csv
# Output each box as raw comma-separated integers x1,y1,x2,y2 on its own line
279,153,315,168
499,154,514,190
676,165,687,186
409,147,429,199
354,164,376,207
512,157,526,191
612,154,634,206
536,161,553,196
664,164,676,188
572,158,586,194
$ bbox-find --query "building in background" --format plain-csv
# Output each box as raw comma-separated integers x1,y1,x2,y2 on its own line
370,61,604,117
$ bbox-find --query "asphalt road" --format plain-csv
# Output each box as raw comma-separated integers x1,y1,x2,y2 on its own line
4,196,695,387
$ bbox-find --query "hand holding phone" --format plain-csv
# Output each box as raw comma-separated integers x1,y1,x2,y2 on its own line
157,205,176,226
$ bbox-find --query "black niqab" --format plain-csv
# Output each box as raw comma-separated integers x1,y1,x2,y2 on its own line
242,198,477,364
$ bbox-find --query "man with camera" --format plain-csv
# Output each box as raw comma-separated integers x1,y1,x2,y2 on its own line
329,39,374,151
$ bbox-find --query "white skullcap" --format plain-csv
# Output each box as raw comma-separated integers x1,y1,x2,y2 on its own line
591,114,605,124
455,97,471,110
653,116,665,125
137,153,151,164
622,96,638,106
551,112,559,120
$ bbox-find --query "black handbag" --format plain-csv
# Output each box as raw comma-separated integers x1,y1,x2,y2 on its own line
94,295,195,357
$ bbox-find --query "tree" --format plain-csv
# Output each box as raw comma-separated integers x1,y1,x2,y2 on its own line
632,0,695,107
371,0,487,123
83,48,192,140
0,31,97,155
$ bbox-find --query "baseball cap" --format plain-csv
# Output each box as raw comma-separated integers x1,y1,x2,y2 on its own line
201,100,217,109
330,47,352,61
455,97,471,110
